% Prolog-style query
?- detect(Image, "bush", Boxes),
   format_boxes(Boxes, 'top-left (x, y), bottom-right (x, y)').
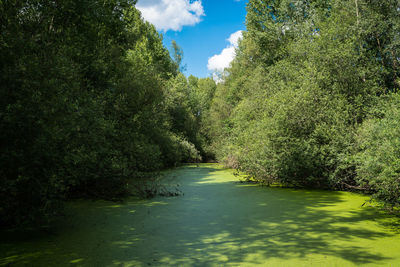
top-left (355, 94), bottom-right (400, 206)
top-left (179, 138), bottom-right (202, 163)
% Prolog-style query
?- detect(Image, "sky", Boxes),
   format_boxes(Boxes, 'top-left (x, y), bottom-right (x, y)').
top-left (136, 0), bottom-right (248, 78)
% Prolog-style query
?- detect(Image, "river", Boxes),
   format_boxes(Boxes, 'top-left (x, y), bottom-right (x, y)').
top-left (1, 164), bottom-right (400, 266)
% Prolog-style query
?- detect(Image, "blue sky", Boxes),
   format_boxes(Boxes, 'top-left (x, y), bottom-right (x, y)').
top-left (136, 0), bottom-right (248, 78)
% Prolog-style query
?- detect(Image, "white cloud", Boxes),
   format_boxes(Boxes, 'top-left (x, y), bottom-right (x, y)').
top-left (207, 46), bottom-right (236, 72)
top-left (228, 30), bottom-right (243, 47)
top-left (207, 30), bottom-right (243, 73)
top-left (136, 0), bottom-right (205, 32)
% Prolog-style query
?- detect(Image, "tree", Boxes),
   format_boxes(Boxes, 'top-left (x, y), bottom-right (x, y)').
top-left (208, 0), bottom-right (399, 196)
top-left (0, 0), bottom-right (198, 227)
top-left (171, 40), bottom-right (187, 72)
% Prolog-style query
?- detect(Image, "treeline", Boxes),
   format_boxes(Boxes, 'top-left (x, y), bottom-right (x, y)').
top-left (0, 0), bottom-right (215, 227)
top-left (3, 0), bottom-right (400, 227)
top-left (207, 0), bottom-right (400, 208)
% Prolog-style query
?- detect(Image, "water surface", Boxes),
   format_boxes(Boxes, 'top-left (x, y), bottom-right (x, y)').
top-left (1, 164), bottom-right (400, 266)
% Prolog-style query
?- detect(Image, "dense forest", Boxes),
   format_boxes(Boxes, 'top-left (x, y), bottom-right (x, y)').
top-left (209, 0), bottom-right (400, 208)
top-left (0, 0), bottom-right (216, 227)
top-left (1, 0), bottom-right (400, 228)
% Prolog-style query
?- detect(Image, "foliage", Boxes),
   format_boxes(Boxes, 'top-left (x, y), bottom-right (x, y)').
top-left (3, 0), bottom-right (400, 226)
top-left (355, 94), bottom-right (400, 206)
top-left (0, 0), bottom-right (214, 227)
top-left (165, 74), bottom-right (216, 161)
top-left (206, 0), bottom-right (400, 207)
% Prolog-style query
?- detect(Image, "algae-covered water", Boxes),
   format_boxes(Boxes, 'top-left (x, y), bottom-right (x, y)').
top-left (1, 164), bottom-right (400, 266)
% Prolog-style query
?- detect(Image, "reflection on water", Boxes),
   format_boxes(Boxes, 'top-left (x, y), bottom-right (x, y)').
top-left (1, 164), bottom-right (400, 266)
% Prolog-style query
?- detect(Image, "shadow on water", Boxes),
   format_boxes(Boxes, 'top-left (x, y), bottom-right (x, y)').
top-left (1, 164), bottom-right (400, 266)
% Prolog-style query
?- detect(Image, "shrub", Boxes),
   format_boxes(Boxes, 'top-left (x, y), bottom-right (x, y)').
top-left (355, 94), bottom-right (400, 206)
